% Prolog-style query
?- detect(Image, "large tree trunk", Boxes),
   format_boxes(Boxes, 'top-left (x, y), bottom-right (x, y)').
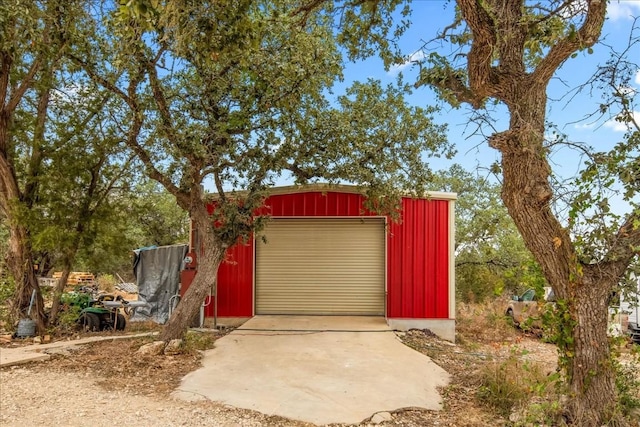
top-left (6, 223), bottom-right (46, 332)
top-left (567, 274), bottom-right (617, 425)
top-left (159, 205), bottom-right (226, 342)
top-left (1, 64), bottom-right (50, 335)
top-left (496, 88), bottom-right (619, 426)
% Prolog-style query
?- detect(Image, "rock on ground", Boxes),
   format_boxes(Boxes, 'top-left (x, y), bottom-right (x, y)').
top-left (371, 411), bottom-right (393, 424)
top-left (136, 341), bottom-right (165, 356)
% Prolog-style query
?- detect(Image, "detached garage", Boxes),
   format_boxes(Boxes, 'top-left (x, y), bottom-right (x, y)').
top-left (181, 184), bottom-right (456, 341)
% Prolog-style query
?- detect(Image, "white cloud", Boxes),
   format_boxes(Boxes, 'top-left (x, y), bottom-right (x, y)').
top-left (635, 69), bottom-right (640, 86)
top-left (559, 0), bottom-right (588, 19)
top-left (616, 85), bottom-right (638, 96)
top-left (607, 0), bottom-right (640, 21)
top-left (387, 50), bottom-right (426, 76)
top-left (574, 122), bottom-right (596, 130)
top-left (603, 110), bottom-right (640, 132)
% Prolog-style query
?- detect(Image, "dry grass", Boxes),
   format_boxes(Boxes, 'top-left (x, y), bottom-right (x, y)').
top-left (8, 299), bottom-right (638, 426)
top-left (456, 297), bottom-right (520, 345)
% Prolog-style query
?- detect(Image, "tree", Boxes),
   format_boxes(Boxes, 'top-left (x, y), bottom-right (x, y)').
top-left (404, 2), bottom-right (638, 424)
top-left (36, 84), bottom-right (138, 324)
top-left (430, 165), bottom-right (544, 302)
top-left (129, 181), bottom-right (189, 248)
top-left (0, 1), bottom-right (81, 331)
top-left (75, 0), bottom-right (451, 342)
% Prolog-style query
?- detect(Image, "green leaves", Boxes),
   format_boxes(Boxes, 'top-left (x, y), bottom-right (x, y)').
top-left (430, 165), bottom-right (545, 302)
top-left (74, 0), bottom-right (451, 251)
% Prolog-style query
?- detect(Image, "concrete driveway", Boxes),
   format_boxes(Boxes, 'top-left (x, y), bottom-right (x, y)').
top-left (173, 316), bottom-right (449, 425)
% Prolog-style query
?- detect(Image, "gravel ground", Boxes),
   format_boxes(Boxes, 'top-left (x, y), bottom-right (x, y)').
top-left (0, 368), bottom-right (309, 427)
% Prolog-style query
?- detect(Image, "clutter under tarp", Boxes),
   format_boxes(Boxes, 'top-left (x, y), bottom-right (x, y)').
top-left (131, 244), bottom-right (188, 324)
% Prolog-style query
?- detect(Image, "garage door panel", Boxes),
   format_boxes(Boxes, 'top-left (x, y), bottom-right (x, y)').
top-left (256, 218), bottom-right (385, 315)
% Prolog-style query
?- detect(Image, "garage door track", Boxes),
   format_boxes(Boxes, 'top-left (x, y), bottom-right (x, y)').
top-left (173, 316), bottom-right (450, 425)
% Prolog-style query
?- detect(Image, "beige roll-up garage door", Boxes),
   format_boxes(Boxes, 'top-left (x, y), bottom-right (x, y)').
top-left (255, 218), bottom-right (385, 315)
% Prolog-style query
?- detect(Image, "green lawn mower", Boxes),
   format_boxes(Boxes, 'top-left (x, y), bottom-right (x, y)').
top-left (77, 300), bottom-right (127, 332)
top-left (62, 289), bottom-right (127, 332)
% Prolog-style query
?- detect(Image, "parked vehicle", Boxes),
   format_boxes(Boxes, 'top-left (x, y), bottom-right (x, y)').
top-left (77, 294), bottom-right (127, 332)
top-left (505, 287), bottom-right (555, 329)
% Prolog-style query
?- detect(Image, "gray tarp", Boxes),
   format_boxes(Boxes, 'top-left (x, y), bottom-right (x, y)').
top-left (131, 244), bottom-right (188, 324)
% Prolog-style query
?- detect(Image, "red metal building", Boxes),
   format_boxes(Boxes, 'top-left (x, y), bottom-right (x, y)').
top-left (182, 184), bottom-right (456, 340)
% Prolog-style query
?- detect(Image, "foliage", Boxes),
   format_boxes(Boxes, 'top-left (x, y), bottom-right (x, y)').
top-left (80, 0), bottom-right (451, 231)
top-left (95, 274), bottom-right (117, 293)
top-left (59, 292), bottom-right (92, 310)
top-left (430, 165), bottom-right (545, 302)
top-left (566, 23), bottom-right (640, 297)
top-left (128, 182), bottom-right (189, 247)
top-left (0, 0), bottom-right (160, 328)
top-left (0, 0), bottom-right (78, 328)
top-left (612, 345), bottom-right (640, 418)
top-left (516, 397), bottom-right (567, 427)
top-left (0, 272), bottom-right (16, 330)
top-left (55, 303), bottom-right (83, 332)
top-left (0, 219), bottom-right (9, 294)
top-left (455, 298), bottom-right (519, 346)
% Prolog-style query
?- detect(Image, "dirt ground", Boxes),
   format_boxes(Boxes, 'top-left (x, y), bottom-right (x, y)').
top-left (0, 302), bottom-right (636, 427)
top-left (2, 331), bottom-right (533, 427)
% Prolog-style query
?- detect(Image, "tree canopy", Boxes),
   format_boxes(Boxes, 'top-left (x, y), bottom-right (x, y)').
top-left (70, 0), bottom-right (451, 340)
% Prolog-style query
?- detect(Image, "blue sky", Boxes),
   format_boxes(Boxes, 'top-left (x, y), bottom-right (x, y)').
top-left (338, 0), bottom-right (640, 184)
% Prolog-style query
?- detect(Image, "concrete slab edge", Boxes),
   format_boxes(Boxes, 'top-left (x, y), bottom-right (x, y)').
top-left (0, 353), bottom-right (50, 368)
top-left (387, 318), bottom-right (456, 342)
top-left (0, 332), bottom-right (158, 368)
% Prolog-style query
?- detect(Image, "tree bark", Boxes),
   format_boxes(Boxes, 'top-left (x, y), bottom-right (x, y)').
top-left (158, 204), bottom-right (226, 342)
top-left (566, 273), bottom-right (617, 425)
top-left (1, 110), bottom-right (43, 328)
top-left (5, 223), bottom-right (46, 332)
top-left (496, 87), bottom-right (619, 425)
top-left (1, 59), bottom-right (51, 335)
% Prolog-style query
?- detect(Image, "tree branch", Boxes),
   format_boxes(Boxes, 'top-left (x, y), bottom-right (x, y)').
top-left (600, 212), bottom-right (640, 279)
top-left (532, 0), bottom-right (606, 84)
top-left (0, 52), bottom-right (12, 114)
top-left (457, 0), bottom-right (499, 101)
top-left (6, 57), bottom-right (43, 114)
top-left (69, 54), bottom-right (131, 107)
top-left (495, 0), bottom-right (527, 76)
top-left (89, 154), bottom-right (136, 213)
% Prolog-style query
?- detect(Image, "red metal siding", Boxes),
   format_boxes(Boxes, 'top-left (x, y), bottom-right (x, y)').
top-left (204, 240), bottom-right (254, 317)
top-left (386, 198), bottom-right (449, 319)
top-left (262, 192), bottom-right (370, 217)
top-left (193, 190), bottom-right (451, 319)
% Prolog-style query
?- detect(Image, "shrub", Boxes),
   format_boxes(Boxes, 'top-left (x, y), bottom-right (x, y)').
top-left (614, 350), bottom-right (640, 419)
top-left (183, 330), bottom-right (217, 353)
top-left (477, 352), bottom-right (557, 418)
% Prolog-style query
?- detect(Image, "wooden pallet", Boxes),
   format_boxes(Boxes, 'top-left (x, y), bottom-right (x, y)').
top-left (51, 271), bottom-right (95, 285)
